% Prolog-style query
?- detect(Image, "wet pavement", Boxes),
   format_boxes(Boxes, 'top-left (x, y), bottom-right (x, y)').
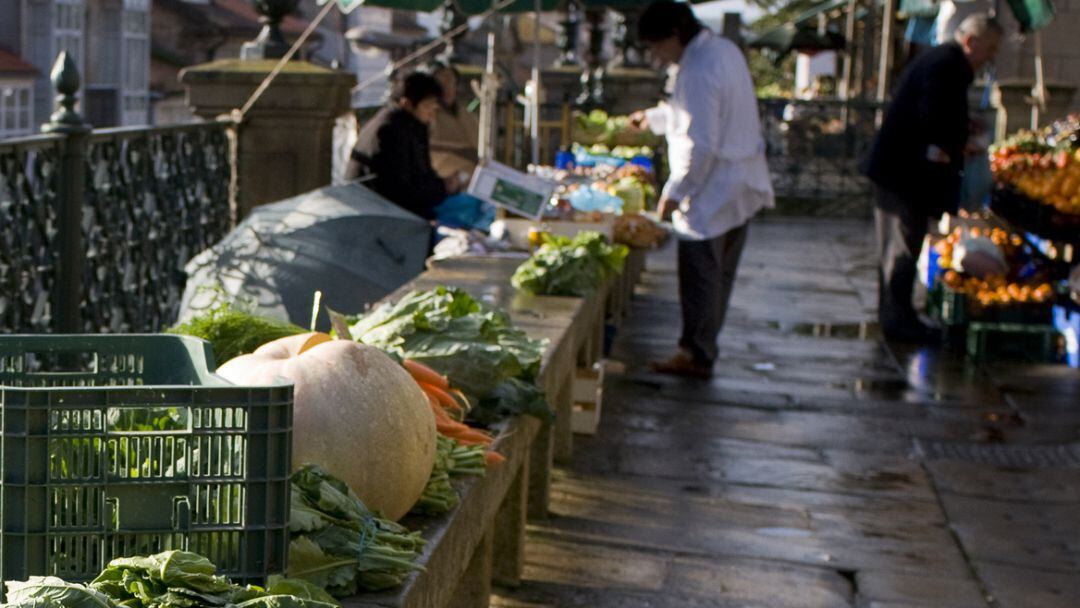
top-left (492, 218), bottom-right (1080, 608)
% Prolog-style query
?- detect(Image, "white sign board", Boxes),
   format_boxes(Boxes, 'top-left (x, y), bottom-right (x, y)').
top-left (467, 160), bottom-right (556, 221)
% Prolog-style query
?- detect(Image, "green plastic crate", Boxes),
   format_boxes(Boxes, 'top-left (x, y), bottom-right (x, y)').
top-left (927, 283), bottom-right (968, 326)
top-left (966, 322), bottom-right (1065, 363)
top-left (0, 335), bottom-right (293, 583)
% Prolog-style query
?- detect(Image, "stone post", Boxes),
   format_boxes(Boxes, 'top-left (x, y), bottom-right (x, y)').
top-left (179, 60), bottom-right (356, 219)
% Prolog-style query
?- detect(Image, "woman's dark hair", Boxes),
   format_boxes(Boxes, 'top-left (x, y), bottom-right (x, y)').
top-left (638, 0), bottom-right (703, 45)
top-left (425, 59), bottom-right (460, 81)
top-left (393, 71), bottom-right (443, 105)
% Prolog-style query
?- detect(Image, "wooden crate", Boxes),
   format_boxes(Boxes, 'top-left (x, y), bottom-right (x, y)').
top-left (570, 361), bottom-right (620, 435)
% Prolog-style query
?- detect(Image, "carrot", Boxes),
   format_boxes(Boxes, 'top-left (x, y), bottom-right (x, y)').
top-left (448, 388), bottom-right (471, 411)
top-left (484, 451), bottom-right (506, 466)
top-left (449, 429), bottom-right (493, 445)
top-left (437, 420), bottom-right (472, 436)
top-left (419, 382), bottom-right (463, 412)
top-left (403, 360), bottom-right (449, 390)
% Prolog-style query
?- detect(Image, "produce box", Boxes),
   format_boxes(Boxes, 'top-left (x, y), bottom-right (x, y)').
top-left (495, 216), bottom-right (615, 251)
top-left (571, 363), bottom-right (611, 436)
top-left (927, 283), bottom-right (969, 327)
top-left (965, 322), bottom-right (1065, 363)
top-left (991, 186), bottom-right (1080, 246)
top-left (0, 335), bottom-right (292, 583)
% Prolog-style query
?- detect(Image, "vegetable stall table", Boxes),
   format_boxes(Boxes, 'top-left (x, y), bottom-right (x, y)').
top-left (418, 255), bottom-right (616, 465)
top-left (341, 413), bottom-right (539, 608)
top-left (340, 254), bottom-right (623, 608)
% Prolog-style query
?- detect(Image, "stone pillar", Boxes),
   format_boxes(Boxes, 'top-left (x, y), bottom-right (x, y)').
top-left (992, 80), bottom-right (1078, 140)
top-left (180, 59), bottom-right (356, 218)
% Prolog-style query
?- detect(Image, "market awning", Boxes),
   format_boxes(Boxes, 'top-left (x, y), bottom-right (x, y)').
top-left (361, 0), bottom-right (708, 14)
top-left (749, 22), bottom-right (846, 55)
top-left (1006, 0), bottom-right (1055, 31)
top-left (791, 0), bottom-right (852, 24)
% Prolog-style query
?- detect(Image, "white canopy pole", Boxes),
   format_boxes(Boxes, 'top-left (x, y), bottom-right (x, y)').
top-left (1031, 30), bottom-right (1048, 129)
top-left (476, 10), bottom-right (499, 162)
top-left (529, 0), bottom-right (542, 165)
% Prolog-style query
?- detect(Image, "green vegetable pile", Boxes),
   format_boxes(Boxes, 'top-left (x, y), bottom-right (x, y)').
top-left (285, 465), bottom-right (426, 595)
top-left (168, 301), bottom-right (305, 366)
top-left (411, 437), bottom-right (487, 516)
top-left (572, 110), bottom-right (661, 148)
top-left (1, 552), bottom-right (337, 608)
top-left (350, 287), bottom-right (552, 424)
top-left (511, 231), bottom-right (628, 297)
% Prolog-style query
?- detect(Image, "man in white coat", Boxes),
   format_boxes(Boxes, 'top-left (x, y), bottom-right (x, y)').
top-left (632, 0), bottom-right (774, 378)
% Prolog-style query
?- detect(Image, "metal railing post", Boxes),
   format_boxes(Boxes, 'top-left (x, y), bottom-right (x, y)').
top-left (42, 52), bottom-right (91, 334)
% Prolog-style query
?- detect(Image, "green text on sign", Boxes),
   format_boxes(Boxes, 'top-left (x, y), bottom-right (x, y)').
top-left (492, 179), bottom-right (544, 217)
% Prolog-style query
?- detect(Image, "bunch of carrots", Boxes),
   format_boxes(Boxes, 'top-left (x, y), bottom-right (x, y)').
top-left (403, 359), bottom-right (506, 466)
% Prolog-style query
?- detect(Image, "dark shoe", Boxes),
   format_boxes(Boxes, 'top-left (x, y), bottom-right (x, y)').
top-left (650, 351), bottom-right (713, 379)
top-left (883, 322), bottom-right (941, 345)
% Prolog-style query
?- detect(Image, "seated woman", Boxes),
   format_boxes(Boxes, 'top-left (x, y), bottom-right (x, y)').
top-left (346, 72), bottom-right (461, 220)
top-left (427, 60), bottom-right (480, 180)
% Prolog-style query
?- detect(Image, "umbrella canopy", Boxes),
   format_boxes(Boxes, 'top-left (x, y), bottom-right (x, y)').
top-left (178, 182), bottom-right (431, 329)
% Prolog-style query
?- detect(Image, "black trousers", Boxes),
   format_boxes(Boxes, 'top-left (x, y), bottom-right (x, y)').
top-left (677, 223), bottom-right (749, 364)
top-left (874, 187), bottom-right (931, 333)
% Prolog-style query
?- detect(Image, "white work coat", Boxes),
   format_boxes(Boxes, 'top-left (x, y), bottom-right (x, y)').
top-left (647, 30), bottom-right (775, 240)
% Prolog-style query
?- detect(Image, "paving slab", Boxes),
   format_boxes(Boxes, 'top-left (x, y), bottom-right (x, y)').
top-left (496, 218), bottom-right (1079, 608)
top-left (854, 571), bottom-right (989, 607)
top-left (973, 562), bottom-right (1080, 608)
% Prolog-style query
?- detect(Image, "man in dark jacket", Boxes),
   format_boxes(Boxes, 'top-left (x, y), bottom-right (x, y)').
top-left (346, 72), bottom-right (462, 220)
top-left (862, 13), bottom-right (1001, 343)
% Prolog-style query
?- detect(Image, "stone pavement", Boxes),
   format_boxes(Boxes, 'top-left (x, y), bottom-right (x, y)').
top-left (492, 218), bottom-right (1080, 608)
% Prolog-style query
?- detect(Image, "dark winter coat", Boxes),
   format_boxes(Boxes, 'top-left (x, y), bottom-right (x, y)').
top-left (347, 104), bottom-right (446, 220)
top-left (862, 42), bottom-right (975, 217)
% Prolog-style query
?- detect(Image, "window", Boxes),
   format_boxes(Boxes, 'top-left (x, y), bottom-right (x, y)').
top-left (0, 83), bottom-right (35, 139)
top-left (121, 0), bottom-right (149, 125)
top-left (54, 0), bottom-right (86, 77)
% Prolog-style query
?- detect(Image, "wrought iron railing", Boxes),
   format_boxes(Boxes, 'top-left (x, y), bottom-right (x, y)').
top-left (758, 98), bottom-right (884, 215)
top-left (82, 124), bottom-right (232, 332)
top-left (0, 134), bottom-right (65, 333)
top-left (0, 54), bottom-right (234, 334)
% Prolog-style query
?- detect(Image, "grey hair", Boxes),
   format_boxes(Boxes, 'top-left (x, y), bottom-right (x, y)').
top-left (954, 13), bottom-right (1004, 42)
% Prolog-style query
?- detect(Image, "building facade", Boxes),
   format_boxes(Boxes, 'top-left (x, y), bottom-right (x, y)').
top-left (0, 0), bottom-right (151, 134)
top-left (0, 46), bottom-right (37, 138)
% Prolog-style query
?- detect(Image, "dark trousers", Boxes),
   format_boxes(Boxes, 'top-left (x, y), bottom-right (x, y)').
top-left (677, 223), bottom-right (749, 364)
top-left (874, 187), bottom-right (931, 333)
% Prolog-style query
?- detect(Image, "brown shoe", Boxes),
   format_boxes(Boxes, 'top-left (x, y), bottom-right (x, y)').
top-left (650, 351), bottom-right (713, 379)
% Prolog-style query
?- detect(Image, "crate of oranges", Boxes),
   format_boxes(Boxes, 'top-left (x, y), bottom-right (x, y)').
top-left (989, 115), bottom-right (1080, 242)
top-left (931, 225), bottom-right (1056, 324)
top-left (939, 270), bottom-right (1055, 323)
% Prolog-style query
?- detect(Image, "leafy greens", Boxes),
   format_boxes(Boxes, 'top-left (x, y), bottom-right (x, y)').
top-left (286, 465), bottom-right (425, 595)
top-left (511, 231), bottom-right (627, 297)
top-left (350, 287), bottom-right (552, 423)
top-left (1, 554), bottom-right (339, 608)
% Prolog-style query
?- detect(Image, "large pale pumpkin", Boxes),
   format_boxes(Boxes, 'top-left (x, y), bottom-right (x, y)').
top-left (217, 333), bottom-right (436, 520)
